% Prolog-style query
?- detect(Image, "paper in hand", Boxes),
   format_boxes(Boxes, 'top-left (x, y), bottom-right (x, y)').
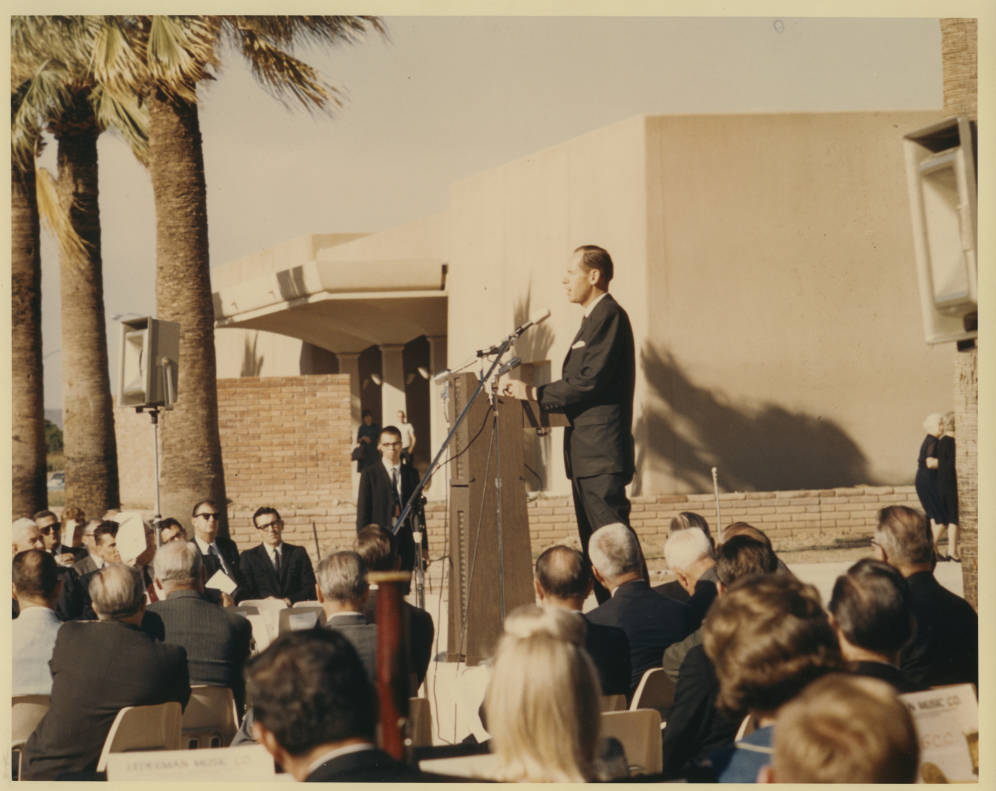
top-left (206, 569), bottom-right (237, 595)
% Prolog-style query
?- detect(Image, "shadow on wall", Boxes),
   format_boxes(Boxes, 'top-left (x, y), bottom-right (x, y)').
top-left (514, 290), bottom-right (556, 492)
top-left (634, 344), bottom-right (880, 494)
top-left (241, 333), bottom-right (264, 377)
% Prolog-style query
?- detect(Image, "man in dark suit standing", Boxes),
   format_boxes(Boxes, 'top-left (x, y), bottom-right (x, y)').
top-left (20, 564), bottom-right (190, 780)
top-left (356, 425), bottom-right (420, 572)
top-left (504, 245), bottom-right (635, 602)
top-left (584, 524), bottom-right (691, 693)
top-left (190, 499), bottom-right (241, 601)
top-left (533, 545), bottom-right (631, 698)
top-left (145, 541), bottom-right (253, 711)
top-left (238, 506), bottom-right (317, 604)
top-left (247, 630), bottom-right (446, 781)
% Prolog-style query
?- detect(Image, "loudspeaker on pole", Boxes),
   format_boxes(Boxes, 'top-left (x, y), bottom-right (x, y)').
top-left (118, 316), bottom-right (180, 409)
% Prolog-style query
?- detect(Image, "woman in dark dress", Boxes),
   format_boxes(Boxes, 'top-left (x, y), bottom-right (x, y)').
top-left (934, 412), bottom-right (960, 561)
top-left (914, 413), bottom-right (943, 545)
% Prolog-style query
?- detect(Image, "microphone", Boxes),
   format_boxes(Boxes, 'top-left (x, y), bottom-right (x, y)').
top-left (432, 368), bottom-right (457, 385)
top-left (495, 357), bottom-right (522, 378)
top-left (512, 308), bottom-right (551, 337)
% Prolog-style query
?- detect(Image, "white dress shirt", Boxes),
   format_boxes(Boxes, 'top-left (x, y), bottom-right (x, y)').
top-left (13, 606), bottom-right (63, 696)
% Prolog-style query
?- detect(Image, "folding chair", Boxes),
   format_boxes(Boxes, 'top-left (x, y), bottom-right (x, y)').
top-left (12, 694), bottom-right (50, 779)
top-left (182, 686), bottom-right (239, 749)
top-left (408, 697), bottom-right (432, 747)
top-left (734, 712), bottom-right (759, 741)
top-left (277, 605), bottom-right (326, 635)
top-left (95, 701), bottom-right (183, 772)
top-left (599, 709), bottom-right (663, 776)
top-left (629, 667), bottom-right (676, 714)
top-left (600, 694), bottom-right (627, 712)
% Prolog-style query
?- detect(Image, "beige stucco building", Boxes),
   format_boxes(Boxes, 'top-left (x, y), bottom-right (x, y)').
top-left (211, 110), bottom-right (954, 498)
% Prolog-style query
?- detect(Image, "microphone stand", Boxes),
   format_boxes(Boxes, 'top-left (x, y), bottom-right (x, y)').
top-left (393, 318), bottom-right (536, 613)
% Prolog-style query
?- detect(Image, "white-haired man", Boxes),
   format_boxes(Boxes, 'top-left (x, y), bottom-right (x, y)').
top-left (585, 523), bottom-right (691, 693)
top-left (21, 564), bottom-right (190, 780)
top-left (145, 541), bottom-right (253, 711)
top-left (316, 551), bottom-right (377, 684)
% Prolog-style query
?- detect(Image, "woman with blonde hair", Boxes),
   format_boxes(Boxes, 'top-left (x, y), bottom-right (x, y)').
top-left (484, 605), bottom-right (602, 782)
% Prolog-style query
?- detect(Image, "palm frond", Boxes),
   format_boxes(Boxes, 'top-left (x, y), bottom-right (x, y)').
top-left (222, 15), bottom-right (386, 51)
top-left (91, 83), bottom-right (149, 165)
top-left (91, 16), bottom-right (150, 98)
top-left (236, 32), bottom-right (342, 113)
top-left (146, 15), bottom-right (221, 101)
top-left (35, 164), bottom-right (90, 259)
top-left (11, 58), bottom-right (75, 169)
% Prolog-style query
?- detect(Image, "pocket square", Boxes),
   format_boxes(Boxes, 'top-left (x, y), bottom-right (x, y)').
top-left (571, 340), bottom-right (586, 349)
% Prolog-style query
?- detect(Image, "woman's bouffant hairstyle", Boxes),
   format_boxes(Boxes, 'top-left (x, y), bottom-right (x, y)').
top-left (773, 674), bottom-right (919, 783)
top-left (703, 574), bottom-right (842, 716)
top-left (829, 558), bottom-right (914, 655)
top-left (485, 618), bottom-right (601, 782)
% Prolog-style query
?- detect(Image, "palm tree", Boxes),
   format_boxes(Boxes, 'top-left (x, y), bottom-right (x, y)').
top-left (11, 83), bottom-right (47, 516)
top-left (94, 16), bottom-right (384, 531)
top-left (12, 16), bottom-right (148, 519)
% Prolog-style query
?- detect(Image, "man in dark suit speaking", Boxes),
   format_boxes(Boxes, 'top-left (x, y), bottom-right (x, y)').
top-left (504, 245), bottom-right (636, 602)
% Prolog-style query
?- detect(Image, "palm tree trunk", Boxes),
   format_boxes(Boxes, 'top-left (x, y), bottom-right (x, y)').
top-left (11, 156), bottom-right (48, 516)
top-left (54, 97), bottom-right (120, 518)
top-left (148, 87), bottom-right (228, 533)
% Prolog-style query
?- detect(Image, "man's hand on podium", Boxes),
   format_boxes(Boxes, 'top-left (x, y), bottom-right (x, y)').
top-left (502, 379), bottom-right (537, 401)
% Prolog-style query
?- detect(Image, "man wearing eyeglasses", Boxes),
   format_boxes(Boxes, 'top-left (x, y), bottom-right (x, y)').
top-left (239, 507), bottom-right (317, 604)
top-left (191, 499), bottom-right (242, 600)
top-left (356, 426), bottom-right (419, 572)
top-left (33, 510), bottom-right (86, 567)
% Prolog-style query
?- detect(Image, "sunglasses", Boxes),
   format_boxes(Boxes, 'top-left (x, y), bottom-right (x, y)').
top-left (39, 525), bottom-right (59, 535)
top-left (195, 512), bottom-right (221, 520)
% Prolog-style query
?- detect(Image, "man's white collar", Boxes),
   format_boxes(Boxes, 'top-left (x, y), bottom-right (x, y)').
top-left (584, 292), bottom-right (609, 317)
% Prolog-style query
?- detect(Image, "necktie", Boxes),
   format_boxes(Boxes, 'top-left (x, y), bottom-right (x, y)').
top-left (211, 544), bottom-right (229, 576)
top-left (273, 548), bottom-right (281, 575)
top-left (391, 467), bottom-right (400, 503)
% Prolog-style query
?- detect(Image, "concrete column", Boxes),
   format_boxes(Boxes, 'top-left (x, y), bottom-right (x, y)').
top-left (379, 344), bottom-right (407, 427)
top-left (426, 335), bottom-right (448, 500)
top-left (337, 352), bottom-right (363, 430)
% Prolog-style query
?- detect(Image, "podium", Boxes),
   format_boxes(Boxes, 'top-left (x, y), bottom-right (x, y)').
top-left (444, 373), bottom-right (567, 664)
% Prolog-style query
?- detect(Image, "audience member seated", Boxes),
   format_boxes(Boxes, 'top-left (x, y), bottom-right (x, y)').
top-left (759, 674), bottom-right (919, 783)
top-left (13, 550), bottom-right (63, 696)
top-left (355, 524), bottom-right (434, 688)
top-left (484, 606), bottom-right (604, 782)
top-left (653, 512), bottom-right (716, 602)
top-left (702, 574), bottom-right (843, 782)
top-left (12, 517), bottom-right (45, 555)
top-left (585, 523), bottom-right (691, 693)
top-left (20, 564), bottom-right (190, 780)
top-left (661, 527), bottom-right (718, 627)
top-left (720, 522), bottom-right (793, 576)
top-left (158, 518), bottom-right (187, 544)
top-left (317, 551), bottom-right (377, 683)
top-left (828, 558), bottom-right (920, 692)
top-left (190, 499), bottom-right (242, 598)
top-left (238, 506), bottom-right (317, 604)
top-left (247, 629), bottom-right (447, 781)
top-left (57, 520), bottom-right (121, 620)
top-left (659, 535), bottom-right (779, 775)
top-left (872, 505), bottom-right (978, 688)
top-left (34, 509), bottom-right (86, 566)
top-left (533, 545), bottom-right (630, 698)
top-left (144, 541), bottom-right (253, 712)
top-left (71, 519), bottom-right (103, 576)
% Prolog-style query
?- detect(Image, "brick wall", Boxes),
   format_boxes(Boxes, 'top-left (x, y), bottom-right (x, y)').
top-left (216, 375), bottom-right (354, 551)
top-left (953, 349), bottom-right (977, 609)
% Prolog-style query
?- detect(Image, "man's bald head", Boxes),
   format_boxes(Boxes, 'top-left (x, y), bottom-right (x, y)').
top-left (534, 545), bottom-right (593, 607)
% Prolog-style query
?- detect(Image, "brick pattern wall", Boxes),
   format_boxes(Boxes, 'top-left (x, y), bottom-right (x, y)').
top-left (953, 349), bottom-right (977, 610)
top-left (216, 375), bottom-right (355, 551)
